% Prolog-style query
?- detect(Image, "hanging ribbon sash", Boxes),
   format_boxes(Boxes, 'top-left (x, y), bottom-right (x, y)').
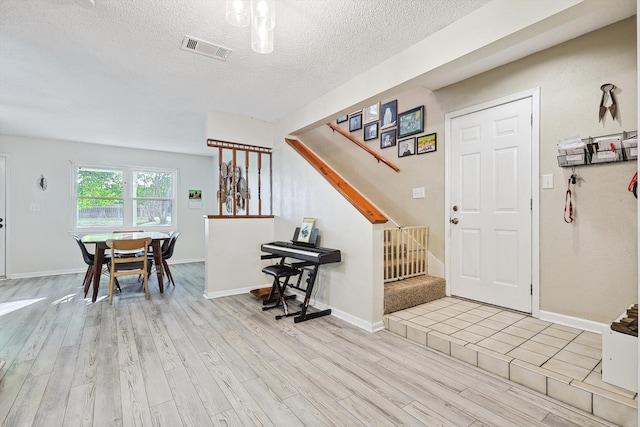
top-left (599, 83), bottom-right (617, 122)
top-left (564, 174), bottom-right (576, 223)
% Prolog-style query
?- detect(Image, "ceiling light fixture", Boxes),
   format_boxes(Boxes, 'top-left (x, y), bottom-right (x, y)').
top-left (251, 0), bottom-right (275, 54)
top-left (226, 0), bottom-right (275, 54)
top-left (225, 0), bottom-right (250, 27)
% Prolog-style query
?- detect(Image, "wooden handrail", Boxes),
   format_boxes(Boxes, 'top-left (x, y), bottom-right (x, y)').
top-left (285, 138), bottom-right (388, 225)
top-left (326, 123), bottom-right (400, 172)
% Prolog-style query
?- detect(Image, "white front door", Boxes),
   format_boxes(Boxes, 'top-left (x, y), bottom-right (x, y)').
top-left (0, 155), bottom-right (6, 278)
top-left (448, 97), bottom-right (533, 313)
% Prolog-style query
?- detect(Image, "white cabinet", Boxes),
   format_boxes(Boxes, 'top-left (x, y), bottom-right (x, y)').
top-left (601, 313), bottom-right (638, 393)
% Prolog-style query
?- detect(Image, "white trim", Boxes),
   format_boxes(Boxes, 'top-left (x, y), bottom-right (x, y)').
top-left (0, 153), bottom-right (10, 279)
top-left (9, 258), bottom-right (204, 280)
top-left (71, 162), bottom-right (178, 233)
top-left (287, 288), bottom-right (383, 332)
top-left (11, 268), bottom-right (88, 279)
top-left (203, 285), bottom-right (262, 299)
top-left (539, 310), bottom-right (608, 334)
top-left (444, 88), bottom-right (540, 315)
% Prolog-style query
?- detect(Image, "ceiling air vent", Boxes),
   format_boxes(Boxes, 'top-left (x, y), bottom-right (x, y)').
top-left (180, 35), bottom-right (232, 61)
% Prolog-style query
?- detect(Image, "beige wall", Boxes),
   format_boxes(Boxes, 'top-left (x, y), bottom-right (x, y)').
top-left (438, 17), bottom-right (637, 323)
top-left (298, 17), bottom-right (638, 323)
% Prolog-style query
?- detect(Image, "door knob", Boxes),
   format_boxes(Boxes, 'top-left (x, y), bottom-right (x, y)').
top-left (450, 218), bottom-right (459, 224)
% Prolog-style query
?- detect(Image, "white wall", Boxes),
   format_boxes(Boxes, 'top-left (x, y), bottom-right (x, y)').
top-left (204, 110), bottom-right (387, 330)
top-left (273, 137), bottom-right (386, 330)
top-left (0, 135), bottom-right (215, 277)
top-left (204, 217), bottom-right (274, 297)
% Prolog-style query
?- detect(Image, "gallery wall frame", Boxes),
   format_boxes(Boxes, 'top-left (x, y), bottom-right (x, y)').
top-left (380, 100), bottom-right (397, 130)
top-left (380, 128), bottom-right (396, 149)
top-left (398, 137), bottom-right (416, 157)
top-left (398, 105), bottom-right (424, 138)
top-left (349, 111), bottom-right (363, 132)
top-left (364, 102), bottom-right (380, 123)
top-left (417, 133), bottom-right (437, 154)
top-left (364, 122), bottom-right (378, 141)
top-left (336, 115), bottom-right (348, 124)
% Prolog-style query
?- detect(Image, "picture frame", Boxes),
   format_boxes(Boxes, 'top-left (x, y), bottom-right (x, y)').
top-left (380, 100), bottom-right (397, 129)
top-left (364, 102), bottom-right (380, 123)
top-left (349, 112), bottom-right (362, 132)
top-left (417, 133), bottom-right (437, 154)
top-left (363, 122), bottom-right (378, 141)
top-left (380, 129), bottom-right (396, 149)
top-left (398, 137), bottom-right (416, 157)
top-left (398, 105), bottom-right (424, 138)
top-left (336, 115), bottom-right (348, 124)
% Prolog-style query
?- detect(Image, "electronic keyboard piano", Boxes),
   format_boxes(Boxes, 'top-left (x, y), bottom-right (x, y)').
top-left (260, 241), bottom-right (341, 265)
top-left (260, 241), bottom-right (341, 323)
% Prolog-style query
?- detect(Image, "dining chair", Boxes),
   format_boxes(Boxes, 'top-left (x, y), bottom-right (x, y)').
top-left (106, 237), bottom-right (152, 304)
top-left (162, 232), bottom-right (180, 286)
top-left (73, 234), bottom-right (113, 298)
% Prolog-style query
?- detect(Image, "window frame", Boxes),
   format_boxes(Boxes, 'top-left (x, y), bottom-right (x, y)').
top-left (72, 162), bottom-right (178, 232)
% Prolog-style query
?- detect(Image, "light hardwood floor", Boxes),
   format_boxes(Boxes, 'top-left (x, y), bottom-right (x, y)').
top-left (0, 263), bottom-right (618, 427)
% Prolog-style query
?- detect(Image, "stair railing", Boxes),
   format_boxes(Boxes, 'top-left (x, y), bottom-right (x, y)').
top-left (384, 226), bottom-right (428, 282)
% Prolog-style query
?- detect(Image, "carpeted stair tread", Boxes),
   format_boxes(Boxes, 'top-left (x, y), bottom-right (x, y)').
top-left (384, 275), bottom-right (446, 314)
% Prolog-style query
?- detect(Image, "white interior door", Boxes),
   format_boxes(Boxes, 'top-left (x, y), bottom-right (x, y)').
top-left (449, 97), bottom-right (532, 313)
top-left (0, 156), bottom-right (6, 278)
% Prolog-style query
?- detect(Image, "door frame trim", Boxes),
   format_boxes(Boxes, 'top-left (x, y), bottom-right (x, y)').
top-left (0, 153), bottom-right (10, 280)
top-left (444, 88), bottom-right (540, 317)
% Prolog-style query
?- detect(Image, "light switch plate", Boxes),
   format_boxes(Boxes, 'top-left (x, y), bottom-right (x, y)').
top-left (412, 187), bottom-right (425, 199)
top-left (542, 174), bottom-right (554, 189)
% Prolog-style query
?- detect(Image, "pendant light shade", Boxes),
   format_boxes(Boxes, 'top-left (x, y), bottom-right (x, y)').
top-left (251, 0), bottom-right (275, 30)
top-left (225, 0), bottom-right (276, 54)
top-left (226, 0), bottom-right (250, 27)
top-left (250, 0), bottom-right (275, 54)
top-left (251, 23), bottom-right (274, 54)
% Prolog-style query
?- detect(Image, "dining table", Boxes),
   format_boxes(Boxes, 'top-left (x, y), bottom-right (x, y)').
top-left (81, 231), bottom-right (171, 302)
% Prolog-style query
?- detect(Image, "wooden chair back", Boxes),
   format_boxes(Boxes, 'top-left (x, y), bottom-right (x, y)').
top-left (106, 237), bottom-right (152, 304)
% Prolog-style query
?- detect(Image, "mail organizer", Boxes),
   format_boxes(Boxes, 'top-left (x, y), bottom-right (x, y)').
top-left (557, 130), bottom-right (637, 167)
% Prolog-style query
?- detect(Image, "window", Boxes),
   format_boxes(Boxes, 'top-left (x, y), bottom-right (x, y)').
top-left (74, 164), bottom-right (176, 230)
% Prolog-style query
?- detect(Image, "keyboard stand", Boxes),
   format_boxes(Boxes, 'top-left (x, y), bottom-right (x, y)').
top-left (287, 261), bottom-right (332, 323)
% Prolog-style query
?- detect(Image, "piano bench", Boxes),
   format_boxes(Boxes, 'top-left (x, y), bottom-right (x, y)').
top-left (261, 265), bottom-right (301, 278)
top-left (261, 265), bottom-right (302, 316)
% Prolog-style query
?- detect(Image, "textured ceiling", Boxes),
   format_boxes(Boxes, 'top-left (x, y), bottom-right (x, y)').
top-left (0, 0), bottom-right (635, 156)
top-left (0, 0), bottom-right (492, 154)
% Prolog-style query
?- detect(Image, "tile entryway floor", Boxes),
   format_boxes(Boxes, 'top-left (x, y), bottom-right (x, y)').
top-left (384, 296), bottom-right (638, 427)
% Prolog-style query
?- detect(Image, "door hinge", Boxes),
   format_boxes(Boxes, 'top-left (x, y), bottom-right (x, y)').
top-left (530, 284), bottom-right (533, 295)
top-left (530, 198), bottom-right (533, 210)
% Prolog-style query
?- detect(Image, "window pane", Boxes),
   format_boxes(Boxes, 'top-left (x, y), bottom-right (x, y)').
top-left (134, 199), bottom-right (172, 226)
top-left (77, 199), bottom-right (124, 228)
top-left (133, 171), bottom-right (173, 198)
top-left (77, 167), bottom-right (123, 198)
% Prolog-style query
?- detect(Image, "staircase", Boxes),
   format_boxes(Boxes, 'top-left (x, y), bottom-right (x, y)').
top-left (383, 226), bottom-right (445, 314)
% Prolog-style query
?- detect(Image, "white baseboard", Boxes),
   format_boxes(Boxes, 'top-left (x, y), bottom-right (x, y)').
top-left (267, 288), bottom-right (383, 333)
top-left (204, 284), bottom-right (269, 299)
top-left (10, 268), bottom-right (85, 280)
top-left (539, 310), bottom-right (608, 334)
top-left (8, 258), bottom-right (205, 280)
